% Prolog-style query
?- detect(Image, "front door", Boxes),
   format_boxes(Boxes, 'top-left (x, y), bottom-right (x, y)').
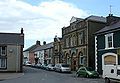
top-left (71, 57), bottom-right (77, 71)
top-left (73, 60), bottom-right (76, 71)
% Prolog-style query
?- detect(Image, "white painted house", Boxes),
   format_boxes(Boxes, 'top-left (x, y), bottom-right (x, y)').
top-left (33, 42), bottom-right (53, 65)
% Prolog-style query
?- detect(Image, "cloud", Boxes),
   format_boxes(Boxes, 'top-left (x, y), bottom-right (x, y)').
top-left (0, 0), bottom-right (88, 48)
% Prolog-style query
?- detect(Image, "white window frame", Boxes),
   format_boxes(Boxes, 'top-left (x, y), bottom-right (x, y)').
top-left (0, 46), bottom-right (7, 69)
top-left (105, 33), bottom-right (114, 49)
top-left (0, 46), bottom-right (7, 56)
top-left (0, 58), bottom-right (6, 68)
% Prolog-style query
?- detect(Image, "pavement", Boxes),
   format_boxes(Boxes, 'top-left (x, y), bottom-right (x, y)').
top-left (0, 73), bottom-right (24, 80)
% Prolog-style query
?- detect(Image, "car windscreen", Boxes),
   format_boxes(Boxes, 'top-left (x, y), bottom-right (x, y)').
top-left (61, 64), bottom-right (69, 67)
top-left (51, 64), bottom-right (55, 67)
top-left (86, 67), bottom-right (93, 71)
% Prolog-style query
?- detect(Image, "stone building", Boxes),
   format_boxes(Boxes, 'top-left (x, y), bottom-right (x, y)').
top-left (62, 16), bottom-right (106, 71)
top-left (53, 35), bottom-right (63, 64)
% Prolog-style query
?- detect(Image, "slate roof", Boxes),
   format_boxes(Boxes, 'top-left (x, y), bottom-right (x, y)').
top-left (33, 42), bottom-right (53, 52)
top-left (63, 15), bottom-right (106, 30)
top-left (95, 21), bottom-right (120, 35)
top-left (0, 33), bottom-right (24, 46)
top-left (86, 15), bottom-right (106, 23)
top-left (24, 44), bottom-right (39, 52)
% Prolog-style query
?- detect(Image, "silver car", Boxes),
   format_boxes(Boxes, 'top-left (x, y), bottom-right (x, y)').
top-left (54, 63), bottom-right (71, 73)
top-left (46, 64), bottom-right (55, 71)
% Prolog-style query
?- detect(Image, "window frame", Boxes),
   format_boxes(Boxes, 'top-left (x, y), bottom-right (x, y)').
top-left (0, 46), bottom-right (7, 69)
top-left (80, 55), bottom-right (84, 65)
top-left (0, 58), bottom-right (7, 69)
top-left (79, 52), bottom-right (84, 65)
top-left (0, 46), bottom-right (7, 56)
top-left (105, 33), bottom-right (114, 49)
top-left (78, 31), bottom-right (84, 45)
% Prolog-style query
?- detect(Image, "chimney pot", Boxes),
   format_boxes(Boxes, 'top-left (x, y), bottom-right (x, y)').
top-left (43, 41), bottom-right (46, 45)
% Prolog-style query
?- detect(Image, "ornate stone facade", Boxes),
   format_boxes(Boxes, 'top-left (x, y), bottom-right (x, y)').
top-left (62, 16), bottom-right (106, 71)
top-left (53, 36), bottom-right (63, 64)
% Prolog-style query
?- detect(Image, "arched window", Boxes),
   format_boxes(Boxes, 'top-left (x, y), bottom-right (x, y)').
top-left (66, 53), bottom-right (71, 65)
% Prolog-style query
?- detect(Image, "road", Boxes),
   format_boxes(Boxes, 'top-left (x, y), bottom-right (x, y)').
top-left (0, 67), bottom-right (105, 83)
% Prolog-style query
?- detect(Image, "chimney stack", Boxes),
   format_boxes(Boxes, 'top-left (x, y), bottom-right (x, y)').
top-left (36, 40), bottom-right (40, 45)
top-left (107, 14), bottom-right (120, 25)
top-left (21, 28), bottom-right (23, 34)
top-left (43, 41), bottom-right (46, 45)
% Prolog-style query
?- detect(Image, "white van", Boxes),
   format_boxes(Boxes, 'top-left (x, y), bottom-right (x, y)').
top-left (103, 65), bottom-right (120, 83)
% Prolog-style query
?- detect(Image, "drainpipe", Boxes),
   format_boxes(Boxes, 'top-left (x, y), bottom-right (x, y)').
top-left (86, 20), bottom-right (89, 67)
top-left (16, 44), bottom-right (18, 72)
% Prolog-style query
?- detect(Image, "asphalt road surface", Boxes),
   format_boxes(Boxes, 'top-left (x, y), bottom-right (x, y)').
top-left (0, 67), bottom-right (105, 83)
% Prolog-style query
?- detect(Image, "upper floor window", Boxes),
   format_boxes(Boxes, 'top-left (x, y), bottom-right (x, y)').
top-left (0, 46), bottom-right (7, 69)
top-left (72, 36), bottom-right (76, 46)
top-left (105, 33), bottom-right (114, 49)
top-left (66, 37), bottom-right (69, 48)
top-left (78, 31), bottom-right (84, 45)
top-left (55, 45), bottom-right (58, 50)
top-left (70, 37), bottom-right (73, 47)
top-left (0, 46), bottom-right (7, 56)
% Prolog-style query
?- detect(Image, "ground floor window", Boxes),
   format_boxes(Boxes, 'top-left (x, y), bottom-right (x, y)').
top-left (79, 52), bottom-right (84, 65)
top-left (67, 57), bottom-right (71, 65)
top-left (0, 58), bottom-right (6, 69)
top-left (104, 55), bottom-right (116, 65)
top-left (80, 56), bottom-right (84, 64)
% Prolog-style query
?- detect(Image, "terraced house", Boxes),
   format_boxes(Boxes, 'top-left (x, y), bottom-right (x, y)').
top-left (33, 42), bottom-right (54, 65)
top-left (62, 16), bottom-right (106, 71)
top-left (95, 14), bottom-right (120, 75)
top-left (23, 40), bottom-right (41, 65)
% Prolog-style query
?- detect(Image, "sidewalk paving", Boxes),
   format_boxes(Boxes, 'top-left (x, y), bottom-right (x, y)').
top-left (0, 73), bottom-right (24, 80)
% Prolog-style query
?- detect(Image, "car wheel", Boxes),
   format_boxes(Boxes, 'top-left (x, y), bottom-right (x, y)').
top-left (76, 73), bottom-right (80, 77)
top-left (48, 68), bottom-right (50, 71)
top-left (86, 74), bottom-right (89, 78)
top-left (60, 69), bottom-right (62, 73)
top-left (105, 78), bottom-right (110, 83)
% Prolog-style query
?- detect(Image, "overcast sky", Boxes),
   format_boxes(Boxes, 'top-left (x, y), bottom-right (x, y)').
top-left (0, 0), bottom-right (120, 49)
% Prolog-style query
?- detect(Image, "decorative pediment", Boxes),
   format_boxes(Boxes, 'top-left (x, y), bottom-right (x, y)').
top-left (70, 16), bottom-right (77, 24)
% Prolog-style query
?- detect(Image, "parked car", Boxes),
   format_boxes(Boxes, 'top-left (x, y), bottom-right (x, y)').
top-left (31, 63), bottom-right (36, 67)
top-left (34, 63), bottom-right (42, 68)
top-left (25, 61), bottom-right (31, 66)
top-left (76, 67), bottom-right (99, 78)
top-left (41, 64), bottom-right (48, 70)
top-left (46, 64), bottom-right (55, 71)
top-left (54, 63), bottom-right (71, 73)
